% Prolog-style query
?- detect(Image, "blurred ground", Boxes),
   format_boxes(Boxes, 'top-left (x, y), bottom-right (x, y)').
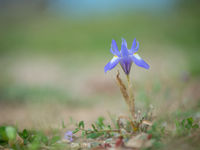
top-left (0, 49), bottom-right (199, 130)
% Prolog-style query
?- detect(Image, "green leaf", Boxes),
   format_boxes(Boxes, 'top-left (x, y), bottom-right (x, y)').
top-left (175, 120), bottom-right (180, 129)
top-left (20, 129), bottom-right (29, 139)
top-left (187, 117), bottom-right (194, 126)
top-left (0, 126), bottom-right (8, 142)
top-left (62, 120), bottom-right (66, 129)
top-left (81, 131), bottom-right (86, 137)
top-left (92, 124), bottom-right (98, 132)
top-left (86, 132), bottom-right (103, 139)
top-left (50, 136), bottom-right (61, 145)
top-left (181, 119), bottom-right (186, 127)
top-left (6, 126), bottom-right (17, 141)
top-left (107, 125), bottom-right (112, 130)
top-left (73, 128), bottom-right (80, 134)
top-left (28, 141), bottom-right (40, 150)
top-left (161, 127), bottom-right (165, 134)
top-left (78, 121), bottom-right (85, 129)
top-left (192, 124), bottom-right (199, 129)
top-left (96, 117), bottom-right (105, 129)
top-left (30, 132), bottom-right (48, 145)
top-left (41, 135), bottom-right (48, 144)
top-left (185, 124), bottom-right (192, 130)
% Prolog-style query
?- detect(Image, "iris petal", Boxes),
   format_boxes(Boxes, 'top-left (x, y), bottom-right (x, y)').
top-left (135, 41), bottom-right (139, 51)
top-left (131, 54), bottom-right (150, 69)
top-left (130, 41), bottom-right (139, 53)
top-left (104, 56), bottom-right (120, 73)
top-left (110, 48), bottom-right (115, 55)
top-left (111, 39), bottom-right (120, 56)
top-left (120, 57), bottom-right (132, 75)
top-left (122, 38), bottom-right (127, 48)
top-left (121, 40), bottom-right (129, 57)
top-left (131, 38), bottom-right (136, 51)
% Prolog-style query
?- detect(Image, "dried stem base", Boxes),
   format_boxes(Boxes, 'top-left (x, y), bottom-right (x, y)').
top-left (116, 71), bottom-right (135, 119)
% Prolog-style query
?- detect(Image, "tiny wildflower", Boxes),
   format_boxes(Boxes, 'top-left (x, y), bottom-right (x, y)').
top-left (104, 38), bottom-right (149, 75)
top-left (64, 131), bottom-right (73, 142)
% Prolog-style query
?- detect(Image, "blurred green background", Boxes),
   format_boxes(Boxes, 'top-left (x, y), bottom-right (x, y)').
top-left (0, 0), bottom-right (199, 128)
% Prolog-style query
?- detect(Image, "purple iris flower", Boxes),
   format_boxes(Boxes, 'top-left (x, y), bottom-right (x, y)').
top-left (64, 131), bottom-right (73, 142)
top-left (104, 38), bottom-right (149, 75)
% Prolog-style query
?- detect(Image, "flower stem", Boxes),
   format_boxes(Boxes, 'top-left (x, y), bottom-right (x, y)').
top-left (116, 71), bottom-right (135, 119)
top-left (116, 71), bottom-right (129, 106)
top-left (126, 75), bottom-right (135, 119)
